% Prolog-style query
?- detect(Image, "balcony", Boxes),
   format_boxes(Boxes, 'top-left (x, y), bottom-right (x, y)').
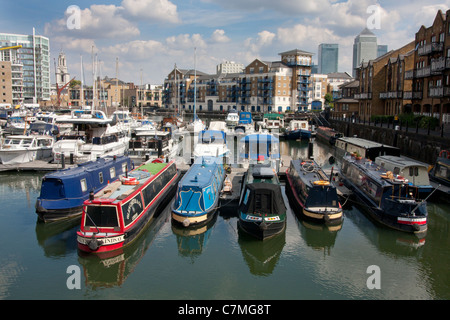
top-left (379, 91), bottom-right (403, 99)
top-left (416, 66), bottom-right (431, 78)
top-left (354, 92), bottom-right (372, 99)
top-left (403, 91), bottom-right (423, 99)
top-left (431, 57), bottom-right (446, 74)
top-left (429, 86), bottom-right (443, 98)
top-left (418, 42), bottom-right (443, 56)
top-left (404, 70), bottom-right (415, 80)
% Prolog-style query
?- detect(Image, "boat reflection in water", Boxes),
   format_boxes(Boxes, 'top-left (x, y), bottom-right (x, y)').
top-left (171, 213), bottom-right (218, 260)
top-left (238, 228), bottom-right (285, 276)
top-left (78, 203), bottom-right (171, 288)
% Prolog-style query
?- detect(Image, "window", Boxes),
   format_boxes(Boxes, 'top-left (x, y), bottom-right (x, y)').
top-left (110, 167), bottom-right (116, 179)
top-left (80, 179), bottom-right (87, 192)
top-left (99, 172), bottom-right (104, 184)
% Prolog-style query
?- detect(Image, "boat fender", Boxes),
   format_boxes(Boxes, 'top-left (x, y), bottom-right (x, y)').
top-left (260, 221), bottom-right (268, 230)
top-left (122, 177), bottom-right (139, 185)
top-left (413, 224), bottom-right (420, 231)
top-left (182, 219), bottom-right (190, 227)
top-left (313, 180), bottom-right (330, 186)
top-left (87, 235), bottom-right (103, 251)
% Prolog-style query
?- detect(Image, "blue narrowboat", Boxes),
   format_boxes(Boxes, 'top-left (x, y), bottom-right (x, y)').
top-left (171, 156), bottom-right (225, 227)
top-left (36, 155), bottom-right (133, 222)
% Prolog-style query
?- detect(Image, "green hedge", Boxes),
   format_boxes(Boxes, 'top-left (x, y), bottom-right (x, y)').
top-left (370, 113), bottom-right (439, 129)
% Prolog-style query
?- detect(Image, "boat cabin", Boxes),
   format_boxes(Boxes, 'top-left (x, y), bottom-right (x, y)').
top-left (335, 137), bottom-right (400, 160)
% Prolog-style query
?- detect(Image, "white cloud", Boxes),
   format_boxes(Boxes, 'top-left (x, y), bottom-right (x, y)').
top-left (121, 0), bottom-right (180, 23)
top-left (210, 29), bottom-right (230, 43)
top-left (44, 4), bottom-right (140, 40)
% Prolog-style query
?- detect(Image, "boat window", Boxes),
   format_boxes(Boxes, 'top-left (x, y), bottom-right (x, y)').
top-left (393, 167), bottom-right (400, 175)
top-left (99, 172), bottom-right (104, 184)
top-left (80, 178), bottom-right (87, 192)
top-left (85, 206), bottom-right (119, 228)
top-left (438, 165), bottom-right (448, 179)
top-left (409, 167), bottom-right (419, 177)
top-left (243, 188), bottom-right (250, 205)
top-left (122, 163), bottom-right (128, 174)
top-left (110, 167), bottom-right (116, 179)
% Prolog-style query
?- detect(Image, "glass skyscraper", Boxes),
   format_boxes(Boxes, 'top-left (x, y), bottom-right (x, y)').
top-left (318, 44), bottom-right (338, 74)
top-left (0, 30), bottom-right (50, 103)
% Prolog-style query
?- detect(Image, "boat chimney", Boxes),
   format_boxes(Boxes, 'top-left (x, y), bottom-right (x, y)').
top-left (89, 190), bottom-right (94, 201)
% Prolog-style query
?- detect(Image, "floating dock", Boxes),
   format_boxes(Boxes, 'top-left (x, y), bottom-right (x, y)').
top-left (0, 160), bottom-right (75, 172)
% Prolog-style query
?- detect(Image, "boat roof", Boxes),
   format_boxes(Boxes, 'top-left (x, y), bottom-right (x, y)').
top-left (198, 130), bottom-right (226, 142)
top-left (4, 135), bottom-right (53, 139)
top-left (375, 155), bottom-right (429, 169)
top-left (337, 136), bottom-right (398, 150)
top-left (43, 156), bottom-right (130, 180)
top-left (290, 159), bottom-right (332, 187)
top-left (247, 164), bottom-right (279, 184)
top-left (179, 156), bottom-right (221, 188)
top-left (345, 156), bottom-right (404, 187)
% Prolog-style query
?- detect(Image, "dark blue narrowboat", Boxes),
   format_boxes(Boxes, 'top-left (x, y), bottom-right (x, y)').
top-left (36, 155), bottom-right (133, 222)
top-left (340, 154), bottom-right (428, 234)
top-left (285, 159), bottom-right (343, 225)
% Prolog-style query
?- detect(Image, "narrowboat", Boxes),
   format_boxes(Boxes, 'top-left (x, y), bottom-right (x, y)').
top-left (77, 159), bottom-right (180, 253)
top-left (238, 163), bottom-right (287, 240)
top-left (171, 156), bottom-right (225, 228)
top-left (36, 155), bottom-right (133, 222)
top-left (239, 133), bottom-right (281, 172)
top-left (285, 159), bottom-right (343, 224)
top-left (375, 155), bottom-right (433, 198)
top-left (315, 126), bottom-right (343, 145)
top-left (335, 137), bottom-right (400, 161)
top-left (340, 154), bottom-right (428, 234)
top-left (430, 149), bottom-right (450, 187)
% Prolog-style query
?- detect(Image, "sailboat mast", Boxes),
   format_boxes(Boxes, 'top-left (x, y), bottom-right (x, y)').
top-left (80, 55), bottom-right (84, 107)
top-left (193, 47), bottom-right (197, 121)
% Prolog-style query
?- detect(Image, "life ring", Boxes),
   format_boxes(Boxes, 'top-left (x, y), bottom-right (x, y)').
top-left (439, 150), bottom-right (450, 159)
top-left (152, 158), bottom-right (164, 163)
top-left (122, 177), bottom-right (139, 185)
top-left (313, 180), bottom-right (330, 186)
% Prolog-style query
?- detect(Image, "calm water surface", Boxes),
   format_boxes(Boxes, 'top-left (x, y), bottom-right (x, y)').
top-left (0, 139), bottom-right (449, 300)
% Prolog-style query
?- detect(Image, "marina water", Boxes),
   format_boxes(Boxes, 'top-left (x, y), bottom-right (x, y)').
top-left (0, 138), bottom-right (449, 300)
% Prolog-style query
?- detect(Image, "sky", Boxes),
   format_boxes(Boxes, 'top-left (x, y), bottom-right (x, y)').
top-left (1, 0), bottom-right (449, 86)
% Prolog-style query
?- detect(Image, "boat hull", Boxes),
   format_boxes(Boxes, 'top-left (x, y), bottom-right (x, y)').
top-left (343, 176), bottom-right (427, 234)
top-left (171, 207), bottom-right (218, 228)
top-left (285, 176), bottom-right (343, 225)
top-left (238, 214), bottom-right (286, 240)
top-left (35, 204), bottom-right (82, 223)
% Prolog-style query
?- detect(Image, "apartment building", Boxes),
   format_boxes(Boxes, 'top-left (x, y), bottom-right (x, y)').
top-left (311, 73), bottom-right (328, 110)
top-left (163, 49), bottom-right (313, 113)
top-left (333, 80), bottom-right (359, 118)
top-left (346, 9), bottom-right (450, 125)
top-left (407, 9), bottom-right (450, 124)
top-left (355, 41), bottom-right (415, 121)
top-left (0, 31), bottom-right (50, 104)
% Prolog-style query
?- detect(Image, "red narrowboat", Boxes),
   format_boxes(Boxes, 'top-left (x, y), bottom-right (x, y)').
top-left (77, 159), bottom-right (180, 254)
